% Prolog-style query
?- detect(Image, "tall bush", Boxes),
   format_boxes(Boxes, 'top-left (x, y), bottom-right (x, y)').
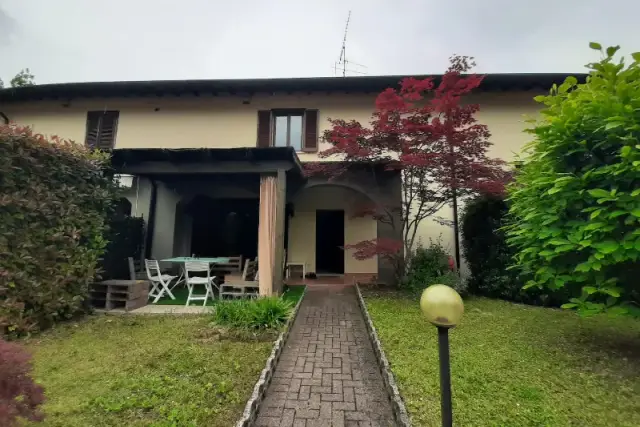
top-left (0, 125), bottom-right (119, 336)
top-left (506, 43), bottom-right (640, 316)
top-left (461, 195), bottom-right (570, 306)
top-left (461, 195), bottom-right (519, 299)
top-left (0, 340), bottom-right (45, 425)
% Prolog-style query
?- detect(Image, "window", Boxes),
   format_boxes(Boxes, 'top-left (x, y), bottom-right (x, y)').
top-left (273, 112), bottom-right (303, 151)
top-left (85, 111), bottom-right (119, 150)
top-left (256, 109), bottom-right (318, 152)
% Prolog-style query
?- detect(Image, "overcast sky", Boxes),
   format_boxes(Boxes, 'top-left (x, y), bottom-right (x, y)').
top-left (0, 0), bottom-right (638, 85)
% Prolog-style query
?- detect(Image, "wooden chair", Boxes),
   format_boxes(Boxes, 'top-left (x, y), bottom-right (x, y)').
top-left (209, 256), bottom-right (243, 276)
top-left (220, 258), bottom-right (259, 299)
top-left (128, 257), bottom-right (147, 281)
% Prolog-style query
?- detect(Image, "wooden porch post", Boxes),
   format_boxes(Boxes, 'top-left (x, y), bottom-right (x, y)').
top-left (258, 171), bottom-right (287, 296)
top-left (274, 169), bottom-right (287, 294)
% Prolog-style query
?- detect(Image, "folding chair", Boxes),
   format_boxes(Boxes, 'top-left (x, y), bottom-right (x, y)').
top-left (184, 261), bottom-right (218, 307)
top-left (145, 259), bottom-right (178, 303)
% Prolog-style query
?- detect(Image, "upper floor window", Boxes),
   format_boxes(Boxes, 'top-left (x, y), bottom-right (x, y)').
top-left (257, 109), bottom-right (318, 152)
top-left (85, 111), bottom-right (119, 150)
top-left (274, 111), bottom-right (303, 151)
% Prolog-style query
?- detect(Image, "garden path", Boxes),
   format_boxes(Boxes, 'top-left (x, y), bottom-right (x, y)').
top-left (255, 284), bottom-right (396, 426)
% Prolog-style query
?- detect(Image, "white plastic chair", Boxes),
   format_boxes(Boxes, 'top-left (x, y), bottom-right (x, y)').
top-left (184, 261), bottom-right (217, 307)
top-left (145, 259), bottom-right (178, 303)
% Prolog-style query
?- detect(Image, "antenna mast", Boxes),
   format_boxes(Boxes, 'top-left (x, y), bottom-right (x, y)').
top-left (334, 11), bottom-right (367, 77)
top-left (339, 11), bottom-right (351, 77)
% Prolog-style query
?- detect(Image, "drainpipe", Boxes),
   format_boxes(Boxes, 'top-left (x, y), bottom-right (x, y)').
top-left (144, 179), bottom-right (158, 259)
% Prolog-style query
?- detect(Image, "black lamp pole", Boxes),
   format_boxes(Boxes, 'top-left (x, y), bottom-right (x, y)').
top-left (437, 326), bottom-right (453, 427)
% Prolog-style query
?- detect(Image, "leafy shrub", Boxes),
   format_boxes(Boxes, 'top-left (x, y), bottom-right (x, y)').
top-left (461, 195), bottom-right (571, 306)
top-left (0, 125), bottom-right (120, 337)
top-left (211, 297), bottom-right (294, 330)
top-left (0, 339), bottom-right (45, 425)
top-left (505, 43), bottom-right (640, 316)
top-left (404, 240), bottom-right (464, 295)
top-left (461, 195), bottom-right (520, 299)
top-left (100, 215), bottom-right (145, 280)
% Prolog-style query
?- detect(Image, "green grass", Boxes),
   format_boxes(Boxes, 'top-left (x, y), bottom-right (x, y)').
top-left (282, 285), bottom-right (305, 304)
top-left (153, 286), bottom-right (215, 306)
top-left (25, 315), bottom-right (273, 427)
top-left (153, 285), bottom-right (305, 306)
top-left (363, 291), bottom-right (640, 427)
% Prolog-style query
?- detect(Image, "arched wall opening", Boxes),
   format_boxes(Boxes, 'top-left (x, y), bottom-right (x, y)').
top-left (287, 183), bottom-right (378, 277)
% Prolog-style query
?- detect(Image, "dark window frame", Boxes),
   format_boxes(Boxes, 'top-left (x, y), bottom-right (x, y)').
top-left (271, 109), bottom-right (305, 149)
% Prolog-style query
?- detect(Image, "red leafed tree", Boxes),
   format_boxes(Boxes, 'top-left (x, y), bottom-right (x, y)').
top-left (0, 340), bottom-right (45, 425)
top-left (305, 55), bottom-right (509, 280)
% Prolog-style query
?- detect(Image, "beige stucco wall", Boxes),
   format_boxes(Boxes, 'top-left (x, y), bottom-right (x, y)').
top-left (3, 90), bottom-right (541, 269)
top-left (287, 185), bottom-right (378, 275)
top-left (2, 94), bottom-right (376, 159)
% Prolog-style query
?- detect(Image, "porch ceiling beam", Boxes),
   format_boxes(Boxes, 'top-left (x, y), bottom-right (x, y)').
top-left (116, 161), bottom-right (297, 175)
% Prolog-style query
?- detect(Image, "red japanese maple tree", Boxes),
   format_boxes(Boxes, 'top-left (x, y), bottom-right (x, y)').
top-left (305, 55), bottom-right (509, 281)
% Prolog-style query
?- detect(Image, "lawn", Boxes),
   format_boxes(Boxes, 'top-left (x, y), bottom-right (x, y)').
top-left (154, 284), bottom-right (305, 306)
top-left (24, 315), bottom-right (273, 427)
top-left (363, 291), bottom-right (640, 427)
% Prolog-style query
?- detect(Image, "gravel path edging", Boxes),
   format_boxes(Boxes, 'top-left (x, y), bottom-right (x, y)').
top-left (235, 286), bottom-right (307, 427)
top-left (355, 284), bottom-right (411, 426)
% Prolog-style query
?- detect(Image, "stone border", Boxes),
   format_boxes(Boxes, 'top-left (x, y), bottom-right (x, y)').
top-left (355, 283), bottom-right (411, 426)
top-left (235, 286), bottom-right (308, 427)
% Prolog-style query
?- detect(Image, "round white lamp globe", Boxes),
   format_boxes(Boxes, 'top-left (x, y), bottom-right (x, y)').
top-left (420, 284), bottom-right (464, 328)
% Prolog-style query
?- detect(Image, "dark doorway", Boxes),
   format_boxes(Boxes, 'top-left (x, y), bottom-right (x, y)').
top-left (315, 210), bottom-right (345, 274)
top-left (187, 196), bottom-right (259, 259)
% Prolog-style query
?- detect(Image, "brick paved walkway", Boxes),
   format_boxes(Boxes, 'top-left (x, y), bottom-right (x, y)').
top-left (255, 284), bottom-right (396, 427)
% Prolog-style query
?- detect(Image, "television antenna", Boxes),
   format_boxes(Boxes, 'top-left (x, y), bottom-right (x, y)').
top-left (333, 11), bottom-right (367, 77)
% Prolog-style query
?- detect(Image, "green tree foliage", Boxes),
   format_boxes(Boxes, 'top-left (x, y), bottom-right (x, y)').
top-left (462, 195), bottom-right (570, 306)
top-left (0, 68), bottom-right (35, 89)
top-left (0, 125), bottom-right (120, 337)
top-left (506, 43), bottom-right (640, 316)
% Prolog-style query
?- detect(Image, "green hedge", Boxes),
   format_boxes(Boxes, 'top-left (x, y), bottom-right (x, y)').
top-left (0, 125), bottom-right (119, 337)
top-left (505, 44), bottom-right (640, 316)
top-left (461, 195), bottom-right (570, 306)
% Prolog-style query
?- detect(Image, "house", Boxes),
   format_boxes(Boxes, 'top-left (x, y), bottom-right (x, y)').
top-left (0, 73), bottom-right (581, 294)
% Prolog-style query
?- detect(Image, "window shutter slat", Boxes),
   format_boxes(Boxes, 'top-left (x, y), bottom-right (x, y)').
top-left (85, 112), bottom-right (101, 148)
top-left (303, 109), bottom-right (318, 152)
top-left (98, 112), bottom-right (119, 150)
top-left (86, 111), bottom-right (119, 150)
top-left (257, 110), bottom-right (272, 148)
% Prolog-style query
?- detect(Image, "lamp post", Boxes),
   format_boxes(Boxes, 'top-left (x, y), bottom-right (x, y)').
top-left (420, 284), bottom-right (464, 427)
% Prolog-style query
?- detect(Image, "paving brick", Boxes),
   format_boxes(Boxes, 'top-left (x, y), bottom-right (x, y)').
top-left (254, 285), bottom-right (394, 426)
top-left (321, 393), bottom-right (344, 402)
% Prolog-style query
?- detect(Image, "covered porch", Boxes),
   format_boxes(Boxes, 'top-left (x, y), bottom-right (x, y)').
top-left (112, 147), bottom-right (305, 296)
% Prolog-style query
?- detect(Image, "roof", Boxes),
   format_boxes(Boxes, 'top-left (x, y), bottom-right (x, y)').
top-left (0, 73), bottom-right (587, 103)
top-left (111, 146), bottom-right (304, 175)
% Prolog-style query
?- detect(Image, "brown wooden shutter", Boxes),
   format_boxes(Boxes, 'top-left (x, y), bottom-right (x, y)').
top-left (302, 109), bottom-right (318, 152)
top-left (85, 111), bottom-right (119, 150)
top-left (97, 111), bottom-right (119, 150)
top-left (85, 112), bottom-right (101, 148)
top-left (257, 110), bottom-right (272, 148)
